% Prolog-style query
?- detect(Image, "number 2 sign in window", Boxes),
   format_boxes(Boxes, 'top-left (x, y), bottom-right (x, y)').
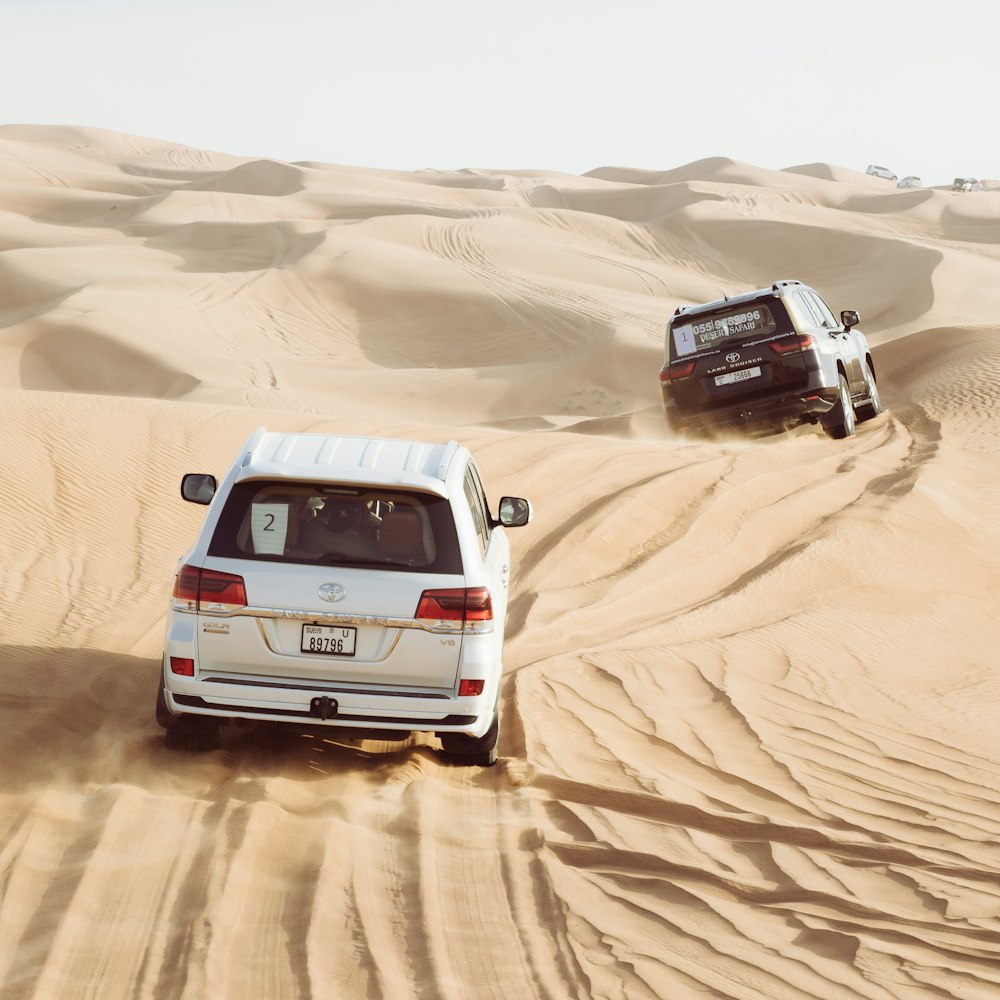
top-left (251, 503), bottom-right (289, 555)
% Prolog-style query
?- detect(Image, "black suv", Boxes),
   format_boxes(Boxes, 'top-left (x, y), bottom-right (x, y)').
top-left (659, 280), bottom-right (883, 438)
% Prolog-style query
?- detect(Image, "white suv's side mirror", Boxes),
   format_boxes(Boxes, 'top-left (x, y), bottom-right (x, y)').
top-left (181, 473), bottom-right (217, 505)
top-left (841, 309), bottom-right (860, 330)
top-left (497, 496), bottom-right (532, 527)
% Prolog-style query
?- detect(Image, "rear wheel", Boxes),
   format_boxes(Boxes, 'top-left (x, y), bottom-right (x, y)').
top-left (855, 361), bottom-right (884, 422)
top-left (823, 374), bottom-right (856, 439)
top-left (156, 681), bottom-right (220, 751)
top-left (439, 707), bottom-right (499, 767)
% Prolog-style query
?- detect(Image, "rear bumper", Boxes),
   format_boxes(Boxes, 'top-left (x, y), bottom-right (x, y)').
top-left (663, 386), bottom-right (838, 433)
top-left (161, 669), bottom-right (495, 737)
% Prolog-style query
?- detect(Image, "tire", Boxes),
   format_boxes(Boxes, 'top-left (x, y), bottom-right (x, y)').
top-left (439, 707), bottom-right (499, 767)
top-left (155, 680), bottom-right (173, 728)
top-left (164, 723), bottom-right (220, 752)
top-left (157, 681), bottom-right (220, 751)
top-left (823, 374), bottom-right (856, 439)
top-left (855, 361), bottom-right (884, 422)
top-left (663, 407), bottom-right (686, 436)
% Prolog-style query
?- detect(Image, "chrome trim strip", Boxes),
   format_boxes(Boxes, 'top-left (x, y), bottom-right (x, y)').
top-left (201, 675), bottom-right (450, 698)
top-left (253, 616), bottom-right (405, 659)
top-left (178, 605), bottom-right (489, 634)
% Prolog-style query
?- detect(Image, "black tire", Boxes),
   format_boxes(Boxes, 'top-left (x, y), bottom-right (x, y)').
top-left (157, 681), bottom-right (220, 751)
top-left (439, 708), bottom-right (499, 767)
top-left (163, 723), bottom-right (220, 752)
top-left (855, 361), bottom-right (884, 422)
top-left (823, 374), bottom-right (856, 439)
top-left (663, 407), bottom-right (686, 436)
top-left (155, 680), bottom-right (173, 728)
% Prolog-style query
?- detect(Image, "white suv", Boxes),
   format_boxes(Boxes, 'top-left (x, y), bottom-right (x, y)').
top-left (156, 428), bottom-right (532, 766)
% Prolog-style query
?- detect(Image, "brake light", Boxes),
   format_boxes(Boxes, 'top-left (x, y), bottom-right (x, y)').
top-left (415, 587), bottom-right (493, 633)
top-left (770, 334), bottom-right (816, 354)
top-left (459, 679), bottom-right (485, 697)
top-left (172, 564), bottom-right (247, 612)
top-left (659, 361), bottom-right (696, 382)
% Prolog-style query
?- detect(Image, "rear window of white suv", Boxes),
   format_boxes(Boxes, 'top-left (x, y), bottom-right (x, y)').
top-left (208, 481), bottom-right (463, 573)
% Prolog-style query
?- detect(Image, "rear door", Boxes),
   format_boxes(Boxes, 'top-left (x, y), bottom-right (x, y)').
top-left (464, 463), bottom-right (510, 629)
top-left (805, 290), bottom-right (864, 388)
top-left (667, 300), bottom-right (805, 414)
top-left (194, 482), bottom-right (466, 690)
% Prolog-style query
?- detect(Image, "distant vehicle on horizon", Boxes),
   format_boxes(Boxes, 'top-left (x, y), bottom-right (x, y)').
top-left (866, 164), bottom-right (897, 182)
top-left (897, 176), bottom-right (922, 188)
top-left (953, 177), bottom-right (982, 192)
top-left (659, 280), bottom-right (883, 440)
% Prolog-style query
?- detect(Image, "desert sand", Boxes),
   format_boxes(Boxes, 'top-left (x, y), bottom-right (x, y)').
top-left (1, 124), bottom-right (999, 1000)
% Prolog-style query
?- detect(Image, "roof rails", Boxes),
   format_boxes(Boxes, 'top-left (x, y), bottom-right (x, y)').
top-left (435, 440), bottom-right (461, 480)
top-left (673, 279), bottom-right (803, 315)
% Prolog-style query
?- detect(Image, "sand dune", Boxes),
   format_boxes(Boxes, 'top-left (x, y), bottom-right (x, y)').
top-left (2, 125), bottom-right (1000, 999)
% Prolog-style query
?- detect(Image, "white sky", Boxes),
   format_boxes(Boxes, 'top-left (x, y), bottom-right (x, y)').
top-left (4, 0), bottom-right (998, 185)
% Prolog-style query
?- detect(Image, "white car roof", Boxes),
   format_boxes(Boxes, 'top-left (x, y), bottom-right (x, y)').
top-left (234, 430), bottom-right (462, 496)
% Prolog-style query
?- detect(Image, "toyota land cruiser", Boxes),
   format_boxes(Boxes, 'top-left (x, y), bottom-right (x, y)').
top-left (659, 280), bottom-right (883, 438)
top-left (156, 428), bottom-right (532, 766)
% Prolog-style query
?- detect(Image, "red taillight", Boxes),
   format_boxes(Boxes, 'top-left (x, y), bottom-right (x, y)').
top-left (172, 564), bottom-right (247, 611)
top-left (659, 361), bottom-right (696, 382)
top-left (415, 587), bottom-right (493, 631)
top-left (199, 568), bottom-right (247, 608)
top-left (770, 334), bottom-right (816, 354)
top-left (459, 679), bottom-right (485, 697)
top-left (170, 657), bottom-right (195, 676)
top-left (173, 564), bottom-right (201, 606)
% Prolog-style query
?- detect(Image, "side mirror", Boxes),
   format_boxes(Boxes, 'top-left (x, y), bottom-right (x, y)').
top-left (841, 309), bottom-right (860, 330)
top-left (497, 496), bottom-right (532, 528)
top-left (181, 473), bottom-right (218, 505)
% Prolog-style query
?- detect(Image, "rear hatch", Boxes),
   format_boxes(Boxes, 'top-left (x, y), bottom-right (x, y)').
top-left (187, 481), bottom-right (466, 691)
top-left (664, 300), bottom-right (809, 415)
top-left (193, 561), bottom-right (464, 689)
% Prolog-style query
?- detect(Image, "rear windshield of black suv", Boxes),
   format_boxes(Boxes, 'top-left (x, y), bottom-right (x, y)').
top-left (208, 480), bottom-right (463, 573)
top-left (670, 300), bottom-right (793, 359)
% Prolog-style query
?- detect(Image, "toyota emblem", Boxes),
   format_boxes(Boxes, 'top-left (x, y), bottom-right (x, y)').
top-left (726, 352), bottom-right (740, 363)
top-left (318, 583), bottom-right (347, 603)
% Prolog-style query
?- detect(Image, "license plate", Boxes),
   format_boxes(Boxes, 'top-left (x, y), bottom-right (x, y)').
top-left (301, 625), bottom-right (357, 656)
top-left (715, 366), bottom-right (762, 386)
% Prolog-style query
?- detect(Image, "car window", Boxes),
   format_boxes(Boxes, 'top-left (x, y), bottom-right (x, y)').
top-left (208, 480), bottom-right (462, 573)
top-left (463, 466), bottom-right (491, 558)
top-left (670, 303), bottom-right (784, 357)
top-left (807, 290), bottom-right (838, 328)
top-left (790, 291), bottom-right (824, 328)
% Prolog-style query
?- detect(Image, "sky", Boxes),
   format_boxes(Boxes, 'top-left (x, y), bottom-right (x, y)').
top-left (4, 0), bottom-right (999, 185)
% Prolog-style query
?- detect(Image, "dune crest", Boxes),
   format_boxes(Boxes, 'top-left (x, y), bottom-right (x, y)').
top-left (2, 126), bottom-right (1000, 1000)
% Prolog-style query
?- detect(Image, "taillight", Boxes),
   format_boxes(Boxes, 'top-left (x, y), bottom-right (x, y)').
top-left (172, 564), bottom-right (247, 612)
top-left (770, 334), bottom-right (816, 354)
top-left (170, 657), bottom-right (195, 676)
top-left (459, 679), bottom-right (485, 697)
top-left (172, 564), bottom-right (202, 609)
top-left (415, 587), bottom-right (493, 633)
top-left (659, 361), bottom-right (696, 382)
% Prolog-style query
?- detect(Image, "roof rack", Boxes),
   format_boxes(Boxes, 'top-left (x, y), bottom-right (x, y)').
top-left (435, 440), bottom-right (461, 480)
top-left (771, 279), bottom-right (803, 291)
